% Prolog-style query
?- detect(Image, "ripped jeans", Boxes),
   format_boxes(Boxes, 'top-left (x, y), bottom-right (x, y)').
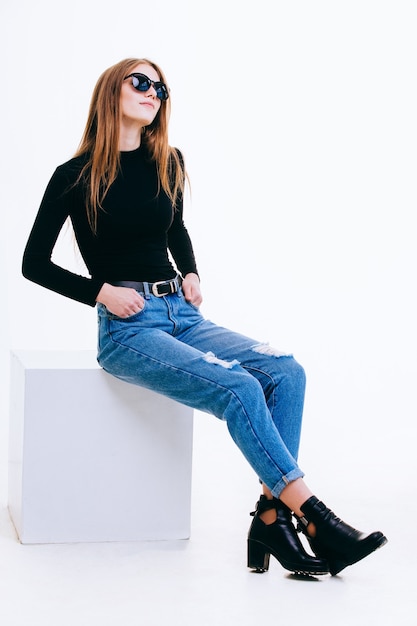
top-left (97, 288), bottom-right (306, 497)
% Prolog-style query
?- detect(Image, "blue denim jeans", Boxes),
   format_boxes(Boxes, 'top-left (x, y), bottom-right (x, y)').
top-left (97, 289), bottom-right (306, 497)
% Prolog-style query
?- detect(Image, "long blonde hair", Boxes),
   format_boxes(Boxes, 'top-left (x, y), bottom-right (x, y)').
top-left (74, 58), bottom-right (185, 232)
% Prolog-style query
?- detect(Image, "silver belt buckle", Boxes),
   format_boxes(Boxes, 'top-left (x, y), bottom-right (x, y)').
top-left (151, 279), bottom-right (175, 297)
top-left (151, 280), bottom-right (165, 297)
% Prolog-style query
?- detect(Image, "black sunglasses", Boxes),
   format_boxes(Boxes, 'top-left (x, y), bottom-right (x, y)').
top-left (124, 73), bottom-right (169, 101)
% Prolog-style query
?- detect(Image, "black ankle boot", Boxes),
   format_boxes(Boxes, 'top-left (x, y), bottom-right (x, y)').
top-left (247, 495), bottom-right (329, 575)
top-left (296, 496), bottom-right (388, 576)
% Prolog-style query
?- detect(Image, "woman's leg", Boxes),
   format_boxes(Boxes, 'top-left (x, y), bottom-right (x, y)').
top-left (97, 292), bottom-right (387, 575)
top-left (168, 292), bottom-right (308, 519)
top-left (264, 479), bottom-right (313, 517)
top-left (97, 295), bottom-right (304, 497)
top-left (166, 294), bottom-right (387, 575)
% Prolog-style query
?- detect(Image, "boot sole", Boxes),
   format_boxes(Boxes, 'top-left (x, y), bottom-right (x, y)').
top-left (248, 538), bottom-right (329, 576)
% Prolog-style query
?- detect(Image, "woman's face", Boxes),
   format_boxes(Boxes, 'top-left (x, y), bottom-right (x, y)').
top-left (120, 63), bottom-right (163, 127)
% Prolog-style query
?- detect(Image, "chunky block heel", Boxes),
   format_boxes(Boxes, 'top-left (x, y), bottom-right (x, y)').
top-left (247, 496), bottom-right (329, 576)
top-left (247, 538), bottom-right (271, 572)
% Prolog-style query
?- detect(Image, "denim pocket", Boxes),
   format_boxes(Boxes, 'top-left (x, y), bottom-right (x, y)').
top-left (99, 301), bottom-right (147, 322)
top-left (186, 301), bottom-right (200, 312)
top-left (178, 289), bottom-right (200, 312)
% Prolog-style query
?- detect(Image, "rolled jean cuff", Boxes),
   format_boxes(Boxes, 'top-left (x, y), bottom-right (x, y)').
top-left (269, 468), bottom-right (305, 499)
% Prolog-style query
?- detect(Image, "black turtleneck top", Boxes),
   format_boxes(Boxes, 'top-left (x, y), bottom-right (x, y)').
top-left (22, 145), bottom-right (198, 306)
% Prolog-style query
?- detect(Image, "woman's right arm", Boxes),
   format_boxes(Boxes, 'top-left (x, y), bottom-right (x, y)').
top-left (22, 166), bottom-right (103, 306)
top-left (23, 166), bottom-right (145, 316)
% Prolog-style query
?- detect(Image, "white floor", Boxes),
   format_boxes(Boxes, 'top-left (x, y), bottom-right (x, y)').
top-left (0, 412), bottom-right (414, 626)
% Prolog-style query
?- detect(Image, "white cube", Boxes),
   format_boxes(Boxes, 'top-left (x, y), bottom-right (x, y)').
top-left (8, 350), bottom-right (194, 544)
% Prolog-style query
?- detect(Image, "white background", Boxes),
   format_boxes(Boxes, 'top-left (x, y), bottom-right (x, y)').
top-left (1, 0), bottom-right (416, 510)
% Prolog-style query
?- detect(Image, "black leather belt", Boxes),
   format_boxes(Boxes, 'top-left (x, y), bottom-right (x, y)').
top-left (111, 276), bottom-right (182, 297)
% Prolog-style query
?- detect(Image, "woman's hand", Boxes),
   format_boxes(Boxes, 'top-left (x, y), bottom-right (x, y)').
top-left (182, 273), bottom-right (202, 307)
top-left (96, 283), bottom-right (145, 318)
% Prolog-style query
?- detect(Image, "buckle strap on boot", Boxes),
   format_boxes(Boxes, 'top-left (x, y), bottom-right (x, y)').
top-left (295, 514), bottom-right (310, 533)
top-left (250, 495), bottom-right (279, 517)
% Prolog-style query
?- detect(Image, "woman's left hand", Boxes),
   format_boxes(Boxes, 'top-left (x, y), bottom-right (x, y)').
top-left (182, 273), bottom-right (202, 307)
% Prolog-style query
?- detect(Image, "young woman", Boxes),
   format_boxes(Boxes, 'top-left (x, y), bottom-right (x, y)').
top-left (22, 57), bottom-right (387, 577)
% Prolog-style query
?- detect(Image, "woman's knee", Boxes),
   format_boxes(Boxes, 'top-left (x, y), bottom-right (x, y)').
top-left (287, 357), bottom-right (306, 388)
top-left (271, 355), bottom-right (306, 395)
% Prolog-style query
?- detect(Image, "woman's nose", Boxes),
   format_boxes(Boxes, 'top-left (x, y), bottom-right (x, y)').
top-left (146, 83), bottom-right (157, 98)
